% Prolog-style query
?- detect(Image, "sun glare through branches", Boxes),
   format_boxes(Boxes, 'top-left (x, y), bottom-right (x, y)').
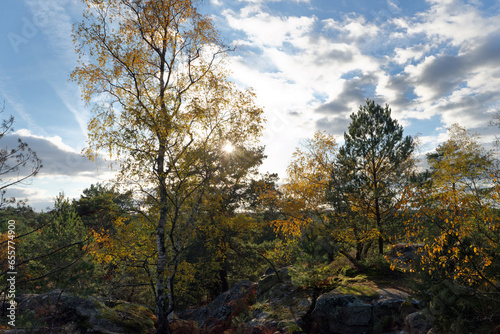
top-left (223, 142), bottom-right (235, 153)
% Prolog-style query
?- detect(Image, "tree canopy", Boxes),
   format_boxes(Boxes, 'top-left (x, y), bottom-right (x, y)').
top-left (71, 1), bottom-right (264, 332)
top-left (328, 99), bottom-right (415, 257)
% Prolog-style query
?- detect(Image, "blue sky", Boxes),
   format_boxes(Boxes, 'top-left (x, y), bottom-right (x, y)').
top-left (1, 0), bottom-right (500, 210)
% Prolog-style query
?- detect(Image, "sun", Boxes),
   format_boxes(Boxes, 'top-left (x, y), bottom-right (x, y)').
top-left (223, 142), bottom-right (235, 153)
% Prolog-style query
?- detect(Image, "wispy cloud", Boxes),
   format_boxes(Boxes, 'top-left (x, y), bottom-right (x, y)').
top-left (0, 67), bottom-right (45, 134)
top-left (23, 0), bottom-right (89, 137)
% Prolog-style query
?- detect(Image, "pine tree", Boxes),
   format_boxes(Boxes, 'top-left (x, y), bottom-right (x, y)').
top-left (328, 99), bottom-right (415, 257)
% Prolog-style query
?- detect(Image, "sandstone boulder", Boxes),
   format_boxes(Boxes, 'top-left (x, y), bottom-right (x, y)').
top-left (179, 280), bottom-right (254, 329)
top-left (249, 268), bottom-right (314, 332)
top-left (2, 290), bottom-right (156, 333)
top-left (311, 291), bottom-right (372, 334)
top-left (405, 311), bottom-right (432, 334)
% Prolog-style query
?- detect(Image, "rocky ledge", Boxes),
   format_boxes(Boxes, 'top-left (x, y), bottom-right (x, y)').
top-left (178, 267), bottom-right (434, 334)
top-left (1, 289), bottom-right (156, 333)
top-left (1, 268), bottom-right (434, 334)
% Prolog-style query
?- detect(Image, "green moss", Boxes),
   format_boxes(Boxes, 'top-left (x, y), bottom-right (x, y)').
top-left (97, 301), bottom-right (155, 333)
top-left (335, 281), bottom-right (379, 299)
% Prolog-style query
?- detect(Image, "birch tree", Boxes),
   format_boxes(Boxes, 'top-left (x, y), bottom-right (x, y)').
top-left (71, 1), bottom-right (263, 332)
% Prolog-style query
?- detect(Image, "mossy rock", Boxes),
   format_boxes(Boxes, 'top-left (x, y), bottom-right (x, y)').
top-left (13, 291), bottom-right (156, 333)
top-left (249, 283), bottom-right (313, 332)
top-left (257, 267), bottom-right (298, 303)
top-left (97, 301), bottom-right (156, 333)
top-left (334, 281), bottom-right (379, 299)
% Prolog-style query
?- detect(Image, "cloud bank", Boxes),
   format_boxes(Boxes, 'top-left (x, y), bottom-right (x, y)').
top-left (214, 0), bottom-right (500, 176)
top-left (1, 130), bottom-right (112, 210)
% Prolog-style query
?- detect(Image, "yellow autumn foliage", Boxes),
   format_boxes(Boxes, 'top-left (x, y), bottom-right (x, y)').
top-left (401, 124), bottom-right (500, 291)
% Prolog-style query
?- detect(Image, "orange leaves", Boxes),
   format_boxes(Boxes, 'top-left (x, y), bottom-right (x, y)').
top-left (271, 218), bottom-right (304, 239)
top-left (90, 216), bottom-right (157, 267)
top-left (263, 132), bottom-right (340, 263)
top-left (278, 131), bottom-right (338, 237)
top-left (72, 0), bottom-right (261, 166)
top-left (427, 124), bottom-right (494, 199)
top-left (251, 133), bottom-right (331, 261)
top-left (401, 122), bottom-right (499, 284)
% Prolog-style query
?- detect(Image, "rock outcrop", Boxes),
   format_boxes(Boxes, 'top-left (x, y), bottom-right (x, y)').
top-left (249, 266), bottom-right (315, 331)
top-left (2, 268), bottom-right (434, 334)
top-left (1, 290), bottom-right (156, 333)
top-left (405, 311), bottom-right (433, 334)
top-left (310, 287), bottom-right (421, 334)
top-left (311, 291), bottom-right (372, 333)
top-left (179, 267), bottom-right (425, 334)
top-left (179, 279), bottom-right (254, 329)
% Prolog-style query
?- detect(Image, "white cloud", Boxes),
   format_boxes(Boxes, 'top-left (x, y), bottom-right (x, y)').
top-left (0, 128), bottom-right (114, 210)
top-left (13, 130), bottom-right (74, 152)
top-left (225, 5), bottom-right (382, 112)
top-left (222, 0), bottom-right (500, 170)
top-left (323, 16), bottom-right (381, 43)
top-left (395, 25), bottom-right (500, 126)
top-left (393, 44), bottom-right (430, 65)
top-left (342, 16), bottom-right (380, 41)
top-left (3, 186), bottom-right (53, 209)
top-left (4, 174), bottom-right (113, 211)
top-left (4, 129), bottom-right (111, 178)
top-left (221, 3), bottom-right (398, 177)
top-left (224, 9), bottom-right (316, 48)
top-left (387, 0), bottom-right (401, 13)
top-left (408, 0), bottom-right (500, 47)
